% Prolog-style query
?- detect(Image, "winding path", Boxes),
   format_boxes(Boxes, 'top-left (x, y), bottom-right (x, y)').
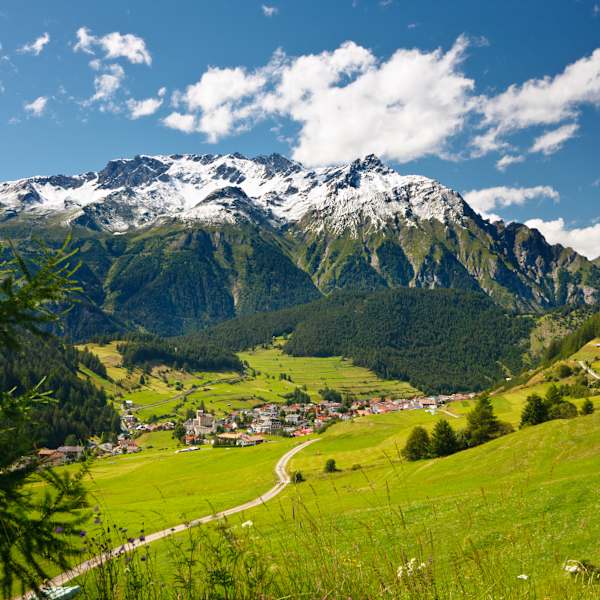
top-left (27, 438), bottom-right (318, 597)
top-left (579, 360), bottom-right (600, 381)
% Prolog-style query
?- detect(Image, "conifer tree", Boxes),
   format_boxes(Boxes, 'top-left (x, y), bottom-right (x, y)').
top-left (520, 394), bottom-right (549, 427)
top-left (430, 419), bottom-right (458, 457)
top-left (402, 426), bottom-right (431, 461)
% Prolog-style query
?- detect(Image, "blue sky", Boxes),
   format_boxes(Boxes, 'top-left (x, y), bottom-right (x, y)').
top-left (0, 0), bottom-right (599, 257)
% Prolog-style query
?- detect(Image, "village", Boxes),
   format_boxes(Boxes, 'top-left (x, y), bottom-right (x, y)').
top-left (35, 392), bottom-right (476, 464)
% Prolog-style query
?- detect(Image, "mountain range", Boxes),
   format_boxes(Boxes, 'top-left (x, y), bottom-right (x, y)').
top-left (1, 152), bottom-right (598, 337)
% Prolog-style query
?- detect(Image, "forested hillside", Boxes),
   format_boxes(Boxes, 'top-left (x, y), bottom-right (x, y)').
top-left (116, 335), bottom-right (243, 372)
top-left (0, 335), bottom-right (120, 447)
top-left (545, 311), bottom-right (600, 362)
top-left (185, 289), bottom-right (533, 393)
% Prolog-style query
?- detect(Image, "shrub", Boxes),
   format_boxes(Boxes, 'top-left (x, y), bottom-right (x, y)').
top-left (548, 401), bottom-right (577, 420)
top-left (557, 364), bottom-right (573, 378)
top-left (292, 471), bottom-right (305, 483)
top-left (402, 426), bottom-right (430, 461)
top-left (581, 398), bottom-right (595, 415)
top-left (324, 458), bottom-right (338, 473)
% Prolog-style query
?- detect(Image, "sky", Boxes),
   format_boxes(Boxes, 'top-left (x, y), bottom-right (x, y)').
top-left (0, 0), bottom-right (599, 258)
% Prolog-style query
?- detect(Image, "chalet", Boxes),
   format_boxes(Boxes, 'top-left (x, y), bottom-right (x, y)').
top-left (37, 448), bottom-right (66, 466)
top-left (57, 446), bottom-right (85, 462)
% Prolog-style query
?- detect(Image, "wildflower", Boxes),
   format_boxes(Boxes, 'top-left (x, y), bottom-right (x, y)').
top-left (94, 517), bottom-right (101, 525)
top-left (141, 555), bottom-right (147, 562)
top-left (79, 530), bottom-right (87, 537)
top-left (564, 560), bottom-right (581, 574)
top-left (54, 526), bottom-right (64, 534)
top-left (241, 520), bottom-right (253, 528)
top-left (127, 537), bottom-right (135, 544)
top-left (140, 535), bottom-right (146, 542)
top-left (517, 574), bottom-right (529, 580)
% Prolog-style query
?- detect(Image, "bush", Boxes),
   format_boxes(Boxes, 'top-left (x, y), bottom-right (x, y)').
top-left (324, 458), bottom-right (338, 473)
top-left (581, 398), bottom-right (595, 415)
top-left (292, 470), bottom-right (305, 483)
top-left (402, 426), bottom-right (430, 461)
top-left (547, 401), bottom-right (577, 420)
top-left (557, 364), bottom-right (573, 378)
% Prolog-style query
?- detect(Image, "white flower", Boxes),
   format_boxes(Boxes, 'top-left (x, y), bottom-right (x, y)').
top-left (241, 520), bottom-right (253, 528)
top-left (517, 574), bottom-right (529, 580)
top-left (564, 561), bottom-right (581, 574)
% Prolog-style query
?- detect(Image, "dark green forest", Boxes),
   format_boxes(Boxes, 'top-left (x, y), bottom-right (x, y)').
top-left (0, 335), bottom-right (120, 447)
top-left (184, 289), bottom-right (533, 393)
top-left (116, 336), bottom-right (242, 372)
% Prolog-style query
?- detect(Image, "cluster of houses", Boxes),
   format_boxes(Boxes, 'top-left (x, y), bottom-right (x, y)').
top-left (181, 392), bottom-right (476, 446)
top-left (36, 391), bottom-right (477, 462)
top-left (36, 437), bottom-right (143, 466)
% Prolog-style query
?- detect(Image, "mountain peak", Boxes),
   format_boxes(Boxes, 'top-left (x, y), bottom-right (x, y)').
top-left (0, 151), bottom-right (471, 233)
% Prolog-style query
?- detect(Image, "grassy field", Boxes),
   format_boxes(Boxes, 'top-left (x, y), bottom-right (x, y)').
top-left (77, 341), bottom-right (420, 421)
top-left (70, 391), bottom-right (600, 598)
top-left (56, 339), bottom-right (600, 598)
top-left (38, 433), bottom-right (299, 535)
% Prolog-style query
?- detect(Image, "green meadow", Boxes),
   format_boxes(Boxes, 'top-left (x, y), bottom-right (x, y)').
top-left (57, 339), bottom-right (600, 598)
top-left (77, 341), bottom-right (420, 421)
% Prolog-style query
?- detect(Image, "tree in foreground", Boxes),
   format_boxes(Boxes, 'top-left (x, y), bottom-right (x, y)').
top-left (430, 419), bottom-right (459, 457)
top-left (402, 426), bottom-right (430, 461)
top-left (465, 395), bottom-right (501, 446)
top-left (0, 239), bottom-right (89, 597)
top-left (581, 398), bottom-right (595, 415)
top-left (520, 394), bottom-right (549, 428)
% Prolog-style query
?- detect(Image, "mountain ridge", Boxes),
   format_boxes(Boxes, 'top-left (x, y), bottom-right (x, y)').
top-left (1, 152), bottom-right (598, 335)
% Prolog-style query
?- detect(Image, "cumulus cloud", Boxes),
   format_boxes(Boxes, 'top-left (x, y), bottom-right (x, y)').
top-left (24, 95), bottom-right (48, 117)
top-left (496, 154), bottom-right (525, 171)
top-left (86, 63), bottom-right (125, 111)
top-left (530, 122), bottom-right (579, 155)
top-left (262, 5), bottom-right (278, 16)
top-left (165, 36), bottom-right (476, 166)
top-left (462, 185), bottom-right (559, 220)
top-left (74, 27), bottom-right (151, 65)
top-left (18, 32), bottom-right (50, 56)
top-left (474, 48), bottom-right (600, 155)
top-left (162, 111), bottom-right (196, 133)
top-left (525, 218), bottom-right (600, 259)
top-left (127, 87), bottom-right (166, 119)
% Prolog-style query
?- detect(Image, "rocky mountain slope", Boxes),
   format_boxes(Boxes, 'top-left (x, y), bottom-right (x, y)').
top-left (1, 152), bottom-right (597, 336)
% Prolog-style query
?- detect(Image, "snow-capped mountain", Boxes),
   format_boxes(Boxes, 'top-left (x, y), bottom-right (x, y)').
top-left (1, 152), bottom-right (598, 338)
top-left (0, 153), bottom-right (471, 233)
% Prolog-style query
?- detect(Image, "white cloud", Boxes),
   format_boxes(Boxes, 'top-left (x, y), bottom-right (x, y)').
top-left (530, 122), bottom-right (579, 155)
top-left (166, 36), bottom-right (476, 166)
top-left (162, 111), bottom-right (196, 133)
top-left (261, 5), bottom-right (278, 17)
top-left (18, 32), bottom-right (50, 56)
top-left (89, 63), bottom-right (125, 108)
top-left (24, 95), bottom-right (48, 117)
top-left (127, 87), bottom-right (166, 119)
top-left (496, 154), bottom-right (525, 171)
top-left (524, 218), bottom-right (600, 259)
top-left (475, 48), bottom-right (600, 155)
top-left (463, 185), bottom-right (559, 220)
top-left (74, 27), bottom-right (151, 65)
